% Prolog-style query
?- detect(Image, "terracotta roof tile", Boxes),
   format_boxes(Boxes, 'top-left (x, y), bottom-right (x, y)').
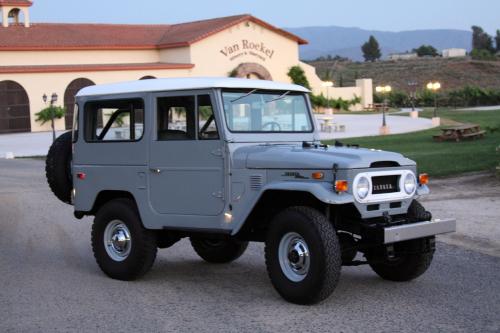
top-left (0, 14), bottom-right (307, 51)
top-left (0, 0), bottom-right (32, 7)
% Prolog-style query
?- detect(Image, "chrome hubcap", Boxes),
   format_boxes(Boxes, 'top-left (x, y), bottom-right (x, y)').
top-left (278, 232), bottom-right (310, 282)
top-left (104, 220), bottom-right (131, 261)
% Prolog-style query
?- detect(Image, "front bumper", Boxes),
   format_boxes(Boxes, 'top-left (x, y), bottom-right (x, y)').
top-left (383, 218), bottom-right (456, 244)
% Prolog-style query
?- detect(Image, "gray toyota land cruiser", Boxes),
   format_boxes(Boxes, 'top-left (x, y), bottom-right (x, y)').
top-left (46, 77), bottom-right (455, 304)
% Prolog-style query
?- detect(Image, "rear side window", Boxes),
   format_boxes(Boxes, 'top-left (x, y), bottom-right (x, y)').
top-left (84, 99), bottom-right (144, 142)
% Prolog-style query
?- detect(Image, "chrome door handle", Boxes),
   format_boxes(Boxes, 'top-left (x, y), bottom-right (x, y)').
top-left (150, 168), bottom-right (161, 174)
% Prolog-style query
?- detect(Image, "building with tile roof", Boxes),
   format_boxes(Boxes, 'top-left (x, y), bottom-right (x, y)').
top-left (0, 1), bottom-right (371, 133)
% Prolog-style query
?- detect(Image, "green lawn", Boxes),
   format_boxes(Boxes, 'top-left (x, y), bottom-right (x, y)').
top-left (323, 109), bottom-right (500, 177)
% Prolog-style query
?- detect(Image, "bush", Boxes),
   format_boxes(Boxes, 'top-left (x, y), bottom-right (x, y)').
top-left (287, 66), bottom-right (311, 90)
top-left (470, 48), bottom-right (496, 61)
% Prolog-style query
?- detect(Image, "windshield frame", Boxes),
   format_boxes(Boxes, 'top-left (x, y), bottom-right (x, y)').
top-left (221, 89), bottom-right (315, 134)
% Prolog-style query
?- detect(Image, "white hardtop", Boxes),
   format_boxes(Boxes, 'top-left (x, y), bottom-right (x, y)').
top-left (77, 77), bottom-right (310, 97)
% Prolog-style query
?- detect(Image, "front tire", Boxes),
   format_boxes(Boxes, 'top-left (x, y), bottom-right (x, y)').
top-left (367, 237), bottom-right (434, 282)
top-left (91, 198), bottom-right (157, 280)
top-left (190, 238), bottom-right (248, 263)
top-left (265, 206), bottom-right (341, 305)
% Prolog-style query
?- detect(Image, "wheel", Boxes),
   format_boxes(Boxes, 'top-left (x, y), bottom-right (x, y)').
top-left (262, 121), bottom-right (282, 131)
top-left (91, 198), bottom-right (157, 280)
top-left (45, 131), bottom-right (73, 204)
top-left (367, 237), bottom-right (434, 282)
top-left (264, 206), bottom-right (342, 305)
top-left (407, 200), bottom-right (432, 222)
top-left (190, 238), bottom-right (248, 263)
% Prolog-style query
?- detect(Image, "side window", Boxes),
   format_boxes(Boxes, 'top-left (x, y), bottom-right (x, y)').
top-left (72, 104), bottom-right (79, 143)
top-left (198, 94), bottom-right (219, 140)
top-left (157, 96), bottom-right (195, 140)
top-left (84, 99), bottom-right (144, 142)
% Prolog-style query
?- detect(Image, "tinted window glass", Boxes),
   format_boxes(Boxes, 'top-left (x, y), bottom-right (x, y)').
top-left (198, 94), bottom-right (219, 140)
top-left (84, 99), bottom-right (144, 142)
top-left (157, 96), bottom-right (195, 141)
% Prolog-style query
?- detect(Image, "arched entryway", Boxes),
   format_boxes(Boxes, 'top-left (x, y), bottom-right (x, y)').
top-left (64, 78), bottom-right (95, 130)
top-left (231, 63), bottom-right (272, 80)
top-left (0, 80), bottom-right (31, 134)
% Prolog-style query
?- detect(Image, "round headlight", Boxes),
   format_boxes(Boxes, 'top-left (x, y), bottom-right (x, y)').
top-left (404, 173), bottom-right (416, 194)
top-left (356, 176), bottom-right (370, 199)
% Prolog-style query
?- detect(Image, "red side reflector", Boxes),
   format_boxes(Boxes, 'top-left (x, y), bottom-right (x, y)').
top-left (76, 172), bottom-right (86, 180)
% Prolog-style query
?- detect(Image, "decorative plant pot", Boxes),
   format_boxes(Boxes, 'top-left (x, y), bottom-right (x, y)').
top-left (410, 111), bottom-right (418, 119)
top-left (432, 117), bottom-right (441, 126)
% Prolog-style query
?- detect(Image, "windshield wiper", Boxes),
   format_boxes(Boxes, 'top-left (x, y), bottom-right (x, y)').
top-left (266, 91), bottom-right (290, 103)
top-left (230, 89), bottom-right (258, 103)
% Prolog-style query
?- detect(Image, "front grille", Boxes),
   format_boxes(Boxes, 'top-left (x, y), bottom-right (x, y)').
top-left (371, 175), bottom-right (399, 194)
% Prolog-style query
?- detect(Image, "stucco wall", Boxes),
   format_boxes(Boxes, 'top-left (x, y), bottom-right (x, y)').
top-left (0, 49), bottom-right (161, 66)
top-left (0, 68), bottom-right (192, 132)
top-left (188, 21), bottom-right (300, 83)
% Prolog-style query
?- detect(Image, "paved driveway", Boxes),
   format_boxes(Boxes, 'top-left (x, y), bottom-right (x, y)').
top-left (1, 159), bottom-right (499, 332)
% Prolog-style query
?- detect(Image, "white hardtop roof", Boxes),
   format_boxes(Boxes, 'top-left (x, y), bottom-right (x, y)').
top-left (77, 77), bottom-right (310, 97)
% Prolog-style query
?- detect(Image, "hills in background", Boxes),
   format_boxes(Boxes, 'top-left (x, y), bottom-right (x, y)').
top-left (285, 26), bottom-right (472, 61)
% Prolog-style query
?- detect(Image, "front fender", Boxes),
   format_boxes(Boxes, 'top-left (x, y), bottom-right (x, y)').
top-left (262, 181), bottom-right (354, 204)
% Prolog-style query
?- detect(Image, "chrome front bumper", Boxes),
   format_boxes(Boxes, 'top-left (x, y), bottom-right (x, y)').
top-left (384, 218), bottom-right (456, 244)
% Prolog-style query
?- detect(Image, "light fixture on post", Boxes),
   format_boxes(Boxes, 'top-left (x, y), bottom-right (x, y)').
top-left (375, 85), bottom-right (391, 135)
top-left (426, 81), bottom-right (441, 126)
top-left (322, 81), bottom-right (334, 115)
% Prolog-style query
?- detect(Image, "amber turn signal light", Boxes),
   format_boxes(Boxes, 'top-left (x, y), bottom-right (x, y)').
top-left (419, 173), bottom-right (429, 185)
top-left (312, 172), bottom-right (324, 180)
top-left (335, 180), bottom-right (348, 192)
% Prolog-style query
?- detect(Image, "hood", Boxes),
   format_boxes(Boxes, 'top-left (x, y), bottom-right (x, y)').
top-left (234, 144), bottom-right (415, 169)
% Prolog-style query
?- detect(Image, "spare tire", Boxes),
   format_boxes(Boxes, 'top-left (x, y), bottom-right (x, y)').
top-left (45, 131), bottom-right (73, 204)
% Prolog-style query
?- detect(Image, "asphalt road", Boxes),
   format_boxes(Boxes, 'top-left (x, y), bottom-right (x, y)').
top-left (1, 159), bottom-right (499, 332)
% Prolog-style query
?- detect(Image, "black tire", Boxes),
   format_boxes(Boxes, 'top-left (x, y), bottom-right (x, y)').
top-left (91, 198), bottom-right (157, 281)
top-left (264, 206), bottom-right (342, 305)
top-left (368, 237), bottom-right (434, 282)
top-left (190, 238), bottom-right (248, 263)
top-left (408, 200), bottom-right (432, 222)
top-left (45, 131), bottom-right (73, 204)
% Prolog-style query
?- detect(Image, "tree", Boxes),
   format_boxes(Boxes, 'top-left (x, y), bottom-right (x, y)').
top-left (287, 66), bottom-right (311, 89)
top-left (496, 30), bottom-right (500, 52)
top-left (35, 106), bottom-right (66, 142)
top-left (471, 26), bottom-right (494, 52)
top-left (361, 35), bottom-right (381, 62)
top-left (413, 45), bottom-right (438, 57)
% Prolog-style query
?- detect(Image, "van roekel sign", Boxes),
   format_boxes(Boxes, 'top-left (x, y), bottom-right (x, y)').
top-left (220, 40), bottom-right (275, 61)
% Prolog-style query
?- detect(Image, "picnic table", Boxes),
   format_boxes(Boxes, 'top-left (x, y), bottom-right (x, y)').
top-left (433, 123), bottom-right (485, 142)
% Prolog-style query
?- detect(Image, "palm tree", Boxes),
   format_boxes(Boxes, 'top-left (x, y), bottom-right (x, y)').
top-left (35, 106), bottom-right (66, 142)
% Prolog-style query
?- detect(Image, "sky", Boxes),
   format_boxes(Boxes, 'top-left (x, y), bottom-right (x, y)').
top-left (27, 0), bottom-right (500, 34)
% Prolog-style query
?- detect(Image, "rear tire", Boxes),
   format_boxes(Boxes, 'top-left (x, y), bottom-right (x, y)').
top-left (45, 131), bottom-right (73, 204)
top-left (264, 206), bottom-right (341, 305)
top-left (190, 238), bottom-right (248, 263)
top-left (91, 198), bottom-right (157, 280)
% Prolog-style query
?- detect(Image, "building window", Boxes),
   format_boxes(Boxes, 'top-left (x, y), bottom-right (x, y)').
top-left (84, 99), bottom-right (144, 142)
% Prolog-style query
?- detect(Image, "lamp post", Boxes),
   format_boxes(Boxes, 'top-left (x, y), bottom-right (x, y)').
top-left (43, 92), bottom-right (58, 142)
top-left (407, 81), bottom-right (418, 118)
top-left (426, 81), bottom-right (441, 126)
top-left (322, 81), bottom-right (334, 115)
top-left (375, 85), bottom-right (391, 135)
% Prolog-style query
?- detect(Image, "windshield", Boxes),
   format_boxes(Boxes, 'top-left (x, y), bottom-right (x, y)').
top-left (222, 90), bottom-right (313, 133)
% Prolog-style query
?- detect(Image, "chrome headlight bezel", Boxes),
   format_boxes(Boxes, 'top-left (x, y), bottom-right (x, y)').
top-left (403, 173), bottom-right (417, 195)
top-left (355, 176), bottom-right (370, 200)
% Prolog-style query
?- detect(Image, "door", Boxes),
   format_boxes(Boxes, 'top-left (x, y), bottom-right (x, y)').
top-left (149, 91), bottom-right (225, 216)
